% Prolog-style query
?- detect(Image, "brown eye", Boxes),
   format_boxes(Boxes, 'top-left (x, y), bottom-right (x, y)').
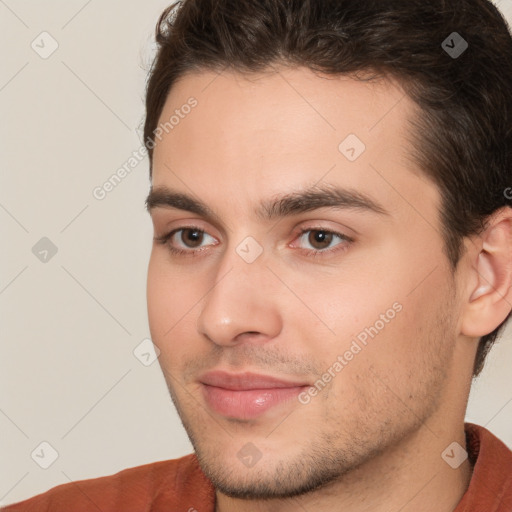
top-left (179, 228), bottom-right (204, 248)
top-left (307, 230), bottom-right (334, 250)
top-left (294, 227), bottom-right (352, 257)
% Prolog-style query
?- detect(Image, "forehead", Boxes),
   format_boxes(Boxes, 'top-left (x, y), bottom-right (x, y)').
top-left (150, 66), bottom-right (439, 228)
top-left (154, 67), bottom-right (411, 166)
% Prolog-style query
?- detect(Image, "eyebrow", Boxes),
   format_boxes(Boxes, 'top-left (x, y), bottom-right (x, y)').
top-left (145, 183), bottom-right (390, 223)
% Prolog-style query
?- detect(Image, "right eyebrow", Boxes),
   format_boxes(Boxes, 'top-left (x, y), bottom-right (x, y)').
top-left (145, 187), bottom-right (223, 225)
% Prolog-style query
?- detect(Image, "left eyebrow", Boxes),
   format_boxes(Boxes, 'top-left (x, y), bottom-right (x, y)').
top-left (256, 183), bottom-right (390, 220)
top-left (145, 183), bottom-right (390, 222)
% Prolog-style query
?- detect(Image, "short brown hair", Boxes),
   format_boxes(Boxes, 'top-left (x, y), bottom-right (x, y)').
top-left (143, 0), bottom-right (512, 377)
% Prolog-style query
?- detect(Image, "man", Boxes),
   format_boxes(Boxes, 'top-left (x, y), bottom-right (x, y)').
top-left (3, 0), bottom-right (512, 510)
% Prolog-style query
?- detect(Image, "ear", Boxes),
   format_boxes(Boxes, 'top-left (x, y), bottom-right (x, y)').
top-left (460, 207), bottom-right (512, 338)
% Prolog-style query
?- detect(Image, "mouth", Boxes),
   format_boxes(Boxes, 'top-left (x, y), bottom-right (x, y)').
top-left (199, 370), bottom-right (310, 420)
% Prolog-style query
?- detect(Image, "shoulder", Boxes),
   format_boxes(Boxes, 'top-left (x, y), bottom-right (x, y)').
top-left (1, 453), bottom-right (215, 512)
top-left (465, 422), bottom-right (512, 468)
top-left (456, 423), bottom-right (512, 511)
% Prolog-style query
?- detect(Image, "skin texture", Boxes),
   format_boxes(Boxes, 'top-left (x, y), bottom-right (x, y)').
top-left (146, 66), bottom-right (512, 511)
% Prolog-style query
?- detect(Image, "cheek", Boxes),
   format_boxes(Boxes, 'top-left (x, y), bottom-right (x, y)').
top-left (336, 275), bottom-right (454, 405)
top-left (300, 260), bottom-right (451, 399)
top-left (147, 252), bottom-right (209, 368)
top-left (147, 254), bottom-right (171, 337)
top-left (147, 253), bottom-right (192, 343)
top-left (281, 258), bottom-right (402, 357)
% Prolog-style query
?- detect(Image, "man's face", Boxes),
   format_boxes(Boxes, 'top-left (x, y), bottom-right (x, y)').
top-left (147, 67), bottom-right (463, 498)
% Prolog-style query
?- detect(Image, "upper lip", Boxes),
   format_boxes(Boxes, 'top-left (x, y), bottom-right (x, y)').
top-left (199, 371), bottom-right (309, 390)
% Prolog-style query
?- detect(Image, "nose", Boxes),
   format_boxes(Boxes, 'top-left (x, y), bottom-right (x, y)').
top-left (196, 242), bottom-right (283, 347)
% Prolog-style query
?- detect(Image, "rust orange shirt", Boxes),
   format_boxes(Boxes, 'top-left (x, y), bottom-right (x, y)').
top-left (2, 423), bottom-right (511, 511)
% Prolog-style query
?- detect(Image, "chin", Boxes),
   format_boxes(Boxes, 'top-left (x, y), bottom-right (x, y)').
top-left (191, 437), bottom-right (353, 500)
top-left (198, 457), bottom-right (340, 499)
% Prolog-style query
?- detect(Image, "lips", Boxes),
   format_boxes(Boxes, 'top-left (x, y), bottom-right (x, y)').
top-left (199, 371), bottom-right (310, 420)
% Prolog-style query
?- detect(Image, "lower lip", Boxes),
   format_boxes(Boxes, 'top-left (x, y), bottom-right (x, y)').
top-left (201, 384), bottom-right (307, 420)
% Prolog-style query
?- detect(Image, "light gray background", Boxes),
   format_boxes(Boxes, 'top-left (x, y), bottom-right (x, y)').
top-left (1, 0), bottom-right (512, 506)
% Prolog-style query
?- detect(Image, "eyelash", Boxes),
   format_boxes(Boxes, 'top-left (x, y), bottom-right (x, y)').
top-left (154, 225), bottom-right (354, 259)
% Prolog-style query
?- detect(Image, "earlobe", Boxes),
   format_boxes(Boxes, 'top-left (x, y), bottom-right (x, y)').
top-left (461, 210), bottom-right (512, 338)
